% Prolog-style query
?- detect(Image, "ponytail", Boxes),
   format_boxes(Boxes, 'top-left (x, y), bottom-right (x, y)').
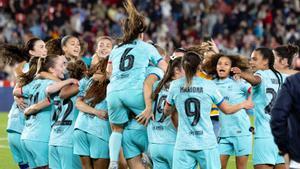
top-left (255, 47), bottom-right (283, 88)
top-left (274, 44), bottom-right (299, 68)
top-left (182, 51), bottom-right (202, 88)
top-left (84, 58), bottom-right (108, 107)
top-left (18, 57), bottom-right (39, 87)
top-left (120, 0), bottom-right (147, 44)
top-left (153, 57), bottom-right (182, 100)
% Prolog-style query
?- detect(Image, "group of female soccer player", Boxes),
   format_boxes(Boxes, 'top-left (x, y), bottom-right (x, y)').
top-left (3, 0), bottom-right (300, 169)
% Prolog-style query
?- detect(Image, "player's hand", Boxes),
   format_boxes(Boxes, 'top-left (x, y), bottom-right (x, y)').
top-left (231, 67), bottom-right (242, 75)
top-left (67, 78), bottom-right (79, 85)
top-left (94, 110), bottom-right (108, 120)
top-left (136, 107), bottom-right (154, 126)
top-left (15, 96), bottom-right (27, 110)
top-left (24, 105), bottom-right (38, 116)
top-left (242, 99), bottom-right (254, 110)
top-left (208, 39), bottom-right (219, 54)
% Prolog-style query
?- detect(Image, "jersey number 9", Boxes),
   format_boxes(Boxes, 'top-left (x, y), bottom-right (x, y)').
top-left (184, 98), bottom-right (201, 126)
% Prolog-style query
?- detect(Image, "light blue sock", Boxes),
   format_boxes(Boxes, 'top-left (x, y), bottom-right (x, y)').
top-left (109, 132), bottom-right (123, 162)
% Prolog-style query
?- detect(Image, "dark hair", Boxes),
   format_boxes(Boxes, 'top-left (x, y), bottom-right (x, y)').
top-left (182, 51), bottom-right (202, 87)
top-left (83, 58), bottom-right (108, 107)
top-left (274, 44), bottom-right (299, 67)
top-left (61, 35), bottom-right (80, 61)
top-left (0, 43), bottom-right (27, 64)
top-left (86, 57), bottom-right (107, 77)
top-left (61, 35), bottom-right (77, 47)
top-left (67, 60), bottom-right (87, 80)
top-left (18, 57), bottom-right (39, 87)
top-left (46, 38), bottom-right (64, 55)
top-left (119, 0), bottom-right (147, 45)
top-left (0, 37), bottom-right (41, 64)
top-left (202, 53), bottom-right (250, 78)
top-left (153, 57), bottom-right (182, 100)
top-left (255, 47), bottom-right (283, 87)
top-left (23, 37), bottom-right (42, 58)
top-left (38, 54), bottom-right (61, 73)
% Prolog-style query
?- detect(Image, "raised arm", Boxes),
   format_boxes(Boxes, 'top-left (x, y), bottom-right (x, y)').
top-left (59, 84), bottom-right (79, 99)
top-left (218, 99), bottom-right (253, 114)
top-left (24, 98), bottom-right (51, 116)
top-left (231, 67), bottom-right (261, 86)
top-left (75, 97), bottom-right (107, 120)
top-left (46, 79), bottom-right (78, 95)
top-left (136, 74), bottom-right (159, 125)
top-left (158, 59), bottom-right (168, 73)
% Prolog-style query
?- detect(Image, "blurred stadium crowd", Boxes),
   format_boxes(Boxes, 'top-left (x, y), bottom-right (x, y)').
top-left (0, 0), bottom-right (300, 80)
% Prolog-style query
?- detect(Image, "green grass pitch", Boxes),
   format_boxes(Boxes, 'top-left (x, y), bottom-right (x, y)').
top-left (0, 112), bottom-right (254, 169)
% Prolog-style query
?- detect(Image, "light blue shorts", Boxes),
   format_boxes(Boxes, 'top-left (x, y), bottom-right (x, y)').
top-left (173, 147), bottom-right (221, 169)
top-left (7, 132), bottom-right (28, 165)
top-left (219, 135), bottom-right (252, 156)
top-left (122, 128), bottom-right (148, 159)
top-left (107, 90), bottom-right (145, 125)
top-left (49, 145), bottom-right (81, 169)
top-left (73, 129), bottom-right (109, 159)
top-left (22, 139), bottom-right (48, 168)
top-left (253, 137), bottom-right (285, 165)
top-left (149, 143), bottom-right (174, 169)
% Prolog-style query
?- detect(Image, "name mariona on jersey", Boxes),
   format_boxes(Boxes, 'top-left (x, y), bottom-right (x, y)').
top-left (180, 87), bottom-right (203, 93)
top-left (271, 78), bottom-right (279, 84)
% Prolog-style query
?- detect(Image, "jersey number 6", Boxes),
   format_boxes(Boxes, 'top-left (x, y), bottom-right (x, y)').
top-left (119, 48), bottom-right (134, 71)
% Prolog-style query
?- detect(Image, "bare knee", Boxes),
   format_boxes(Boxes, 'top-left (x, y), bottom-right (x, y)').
top-left (111, 123), bottom-right (124, 133)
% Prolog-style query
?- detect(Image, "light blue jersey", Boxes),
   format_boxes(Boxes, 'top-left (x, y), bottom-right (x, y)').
top-left (148, 82), bottom-right (177, 144)
top-left (125, 66), bottom-right (164, 130)
top-left (253, 70), bottom-right (283, 138)
top-left (49, 95), bottom-right (79, 147)
top-left (7, 62), bottom-right (31, 133)
top-left (167, 77), bottom-right (224, 150)
top-left (75, 78), bottom-right (111, 141)
top-left (78, 77), bottom-right (91, 97)
top-left (74, 100), bottom-right (111, 141)
top-left (7, 102), bottom-right (26, 134)
top-left (21, 79), bottom-right (54, 142)
top-left (22, 63), bottom-right (30, 73)
top-left (108, 39), bottom-right (163, 93)
top-left (214, 77), bottom-right (251, 137)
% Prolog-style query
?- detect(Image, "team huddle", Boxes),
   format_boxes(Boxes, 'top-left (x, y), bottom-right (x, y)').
top-left (2, 0), bottom-right (300, 169)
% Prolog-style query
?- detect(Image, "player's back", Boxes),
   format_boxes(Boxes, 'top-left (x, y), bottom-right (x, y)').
top-left (108, 39), bottom-right (162, 93)
top-left (253, 69), bottom-right (282, 138)
top-left (168, 77), bottom-right (224, 150)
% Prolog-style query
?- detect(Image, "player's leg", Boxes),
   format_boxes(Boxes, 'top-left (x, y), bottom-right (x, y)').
top-left (107, 91), bottom-right (128, 168)
top-left (73, 129), bottom-right (93, 169)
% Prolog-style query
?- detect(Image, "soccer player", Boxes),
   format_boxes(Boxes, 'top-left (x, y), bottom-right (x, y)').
top-left (105, 0), bottom-right (167, 168)
top-left (147, 56), bottom-right (183, 169)
top-left (203, 53), bottom-right (252, 169)
top-left (47, 60), bottom-right (86, 169)
top-left (273, 44), bottom-right (299, 76)
top-left (3, 38), bottom-right (47, 169)
top-left (61, 35), bottom-right (81, 62)
top-left (74, 59), bottom-right (111, 169)
top-left (91, 36), bottom-right (113, 66)
top-left (165, 51), bottom-right (253, 169)
top-left (232, 47), bottom-right (286, 169)
top-left (13, 54), bottom-right (66, 169)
